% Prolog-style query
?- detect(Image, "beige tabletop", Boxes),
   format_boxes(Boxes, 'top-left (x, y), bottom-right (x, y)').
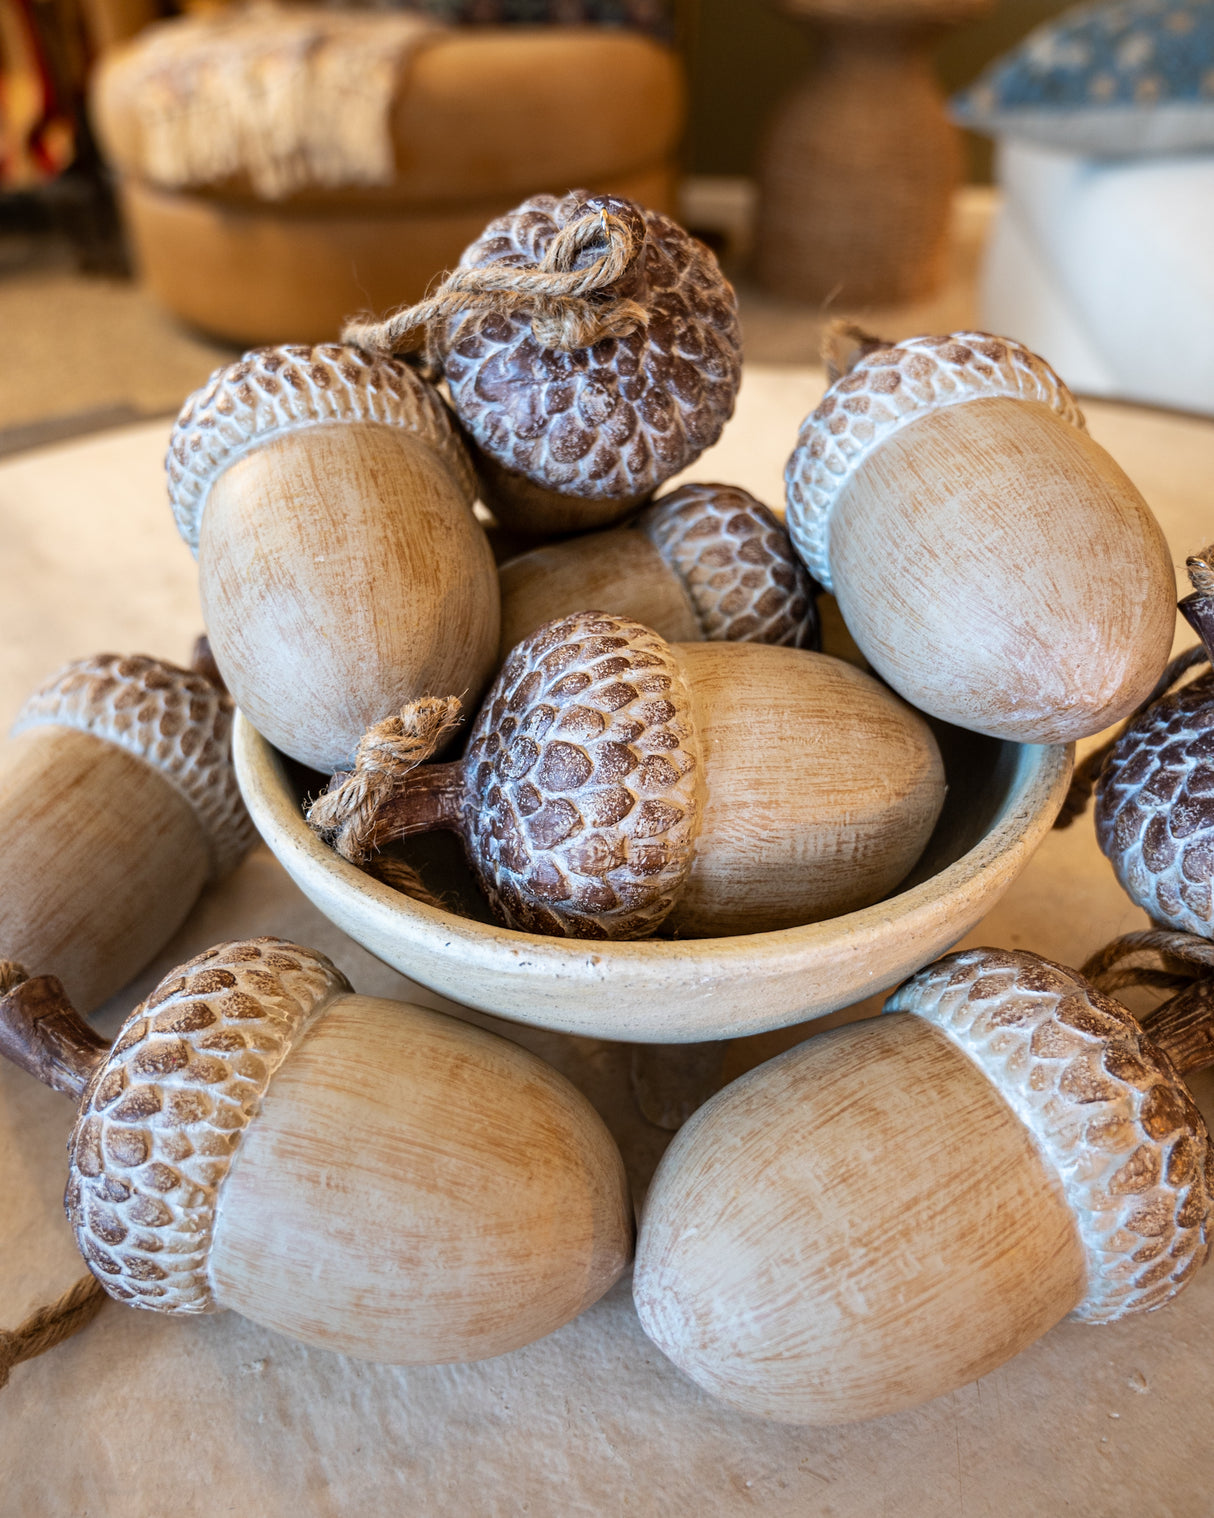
top-left (1, 366), bottom-right (1213, 1517)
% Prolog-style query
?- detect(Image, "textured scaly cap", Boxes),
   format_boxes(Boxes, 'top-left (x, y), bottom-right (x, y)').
top-left (459, 611), bottom-right (703, 939)
top-left (639, 483), bottom-right (818, 648)
top-left (66, 938), bottom-right (349, 1313)
top-left (785, 331), bottom-right (1085, 589)
top-left (1095, 670), bottom-right (1214, 936)
top-left (166, 342), bottom-right (476, 555)
top-left (887, 947), bottom-right (1213, 1322)
top-left (12, 653), bottom-right (256, 880)
top-left (439, 192), bottom-right (742, 505)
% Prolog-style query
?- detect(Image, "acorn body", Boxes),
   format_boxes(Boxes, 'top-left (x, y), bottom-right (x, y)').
top-left (199, 421), bottom-right (498, 771)
top-left (498, 519), bottom-right (701, 658)
top-left (667, 643), bottom-right (944, 935)
top-left (496, 483), bottom-right (818, 662)
top-left (0, 728), bottom-right (207, 1012)
top-left (786, 333), bottom-right (1175, 743)
top-left (65, 940), bottom-right (632, 1364)
top-left (635, 1014), bottom-right (1086, 1424)
top-left (635, 948), bottom-right (1213, 1425)
top-left (312, 612), bottom-right (946, 941)
top-left (169, 344), bottom-right (498, 772)
top-left (209, 993), bottom-right (630, 1362)
top-left (3, 654), bottom-right (254, 1012)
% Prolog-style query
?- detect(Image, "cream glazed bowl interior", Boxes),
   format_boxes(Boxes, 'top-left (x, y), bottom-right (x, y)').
top-left (234, 713), bottom-right (1072, 1043)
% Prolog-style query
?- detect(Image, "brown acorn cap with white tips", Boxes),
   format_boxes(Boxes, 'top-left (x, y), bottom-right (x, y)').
top-left (0, 936), bottom-right (632, 1364)
top-left (1093, 545), bottom-right (1214, 936)
top-left (167, 342), bottom-right (499, 773)
top-left (637, 484), bottom-right (818, 646)
top-left (495, 482), bottom-right (819, 666)
top-left (634, 941), bottom-right (1214, 1427)
top-left (783, 327), bottom-right (1175, 744)
top-left (1, 651), bottom-right (256, 1011)
top-left (308, 610), bottom-right (946, 939)
top-left (343, 191), bottom-right (743, 539)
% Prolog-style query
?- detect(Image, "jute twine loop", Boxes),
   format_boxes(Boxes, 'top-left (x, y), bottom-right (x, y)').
top-left (0, 1273), bottom-right (107, 1390)
top-left (0, 959), bottom-right (29, 995)
top-left (307, 696), bottom-right (464, 908)
top-left (1082, 929), bottom-right (1214, 997)
top-left (1054, 643), bottom-right (1211, 830)
top-left (341, 206), bottom-right (649, 365)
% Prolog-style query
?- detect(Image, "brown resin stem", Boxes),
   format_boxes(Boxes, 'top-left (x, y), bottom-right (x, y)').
top-left (0, 974), bottom-right (110, 1098)
top-left (369, 761), bottom-right (466, 840)
top-left (1141, 979), bottom-right (1214, 1076)
top-left (190, 632), bottom-right (226, 693)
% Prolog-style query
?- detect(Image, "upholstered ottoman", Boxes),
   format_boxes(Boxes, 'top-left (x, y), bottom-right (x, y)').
top-left (92, 14), bottom-right (684, 343)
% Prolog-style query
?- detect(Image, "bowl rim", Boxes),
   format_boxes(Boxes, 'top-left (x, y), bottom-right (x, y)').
top-left (234, 714), bottom-right (1074, 1042)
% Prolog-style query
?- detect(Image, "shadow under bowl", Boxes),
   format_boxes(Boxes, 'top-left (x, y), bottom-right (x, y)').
top-left (234, 714), bottom-right (1072, 1044)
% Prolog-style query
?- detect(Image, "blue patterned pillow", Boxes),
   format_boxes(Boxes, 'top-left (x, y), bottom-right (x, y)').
top-left (953, 1), bottom-right (1214, 155)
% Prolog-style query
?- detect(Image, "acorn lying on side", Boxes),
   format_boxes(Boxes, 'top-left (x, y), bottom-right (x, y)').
top-left (167, 343), bottom-right (499, 772)
top-left (635, 945), bottom-right (1213, 1425)
top-left (0, 938), bottom-right (632, 1365)
top-left (0, 651), bottom-right (254, 1012)
top-left (308, 610), bottom-right (946, 939)
top-left (496, 483), bottom-right (818, 662)
top-left (785, 329), bottom-right (1175, 743)
top-left (344, 192), bottom-right (743, 538)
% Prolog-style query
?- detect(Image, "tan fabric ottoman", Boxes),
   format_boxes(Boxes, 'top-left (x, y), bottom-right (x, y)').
top-left (92, 22), bottom-right (685, 343)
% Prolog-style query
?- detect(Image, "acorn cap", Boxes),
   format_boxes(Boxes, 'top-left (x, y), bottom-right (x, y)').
top-left (887, 947), bottom-right (1214, 1322)
top-left (1095, 670), bottom-right (1214, 936)
top-left (439, 191), bottom-right (742, 503)
top-left (12, 653), bottom-right (257, 881)
top-left (785, 332), bottom-right (1086, 589)
top-left (638, 483), bottom-right (818, 648)
top-left (166, 342), bottom-right (476, 555)
top-left (66, 938), bottom-right (349, 1313)
top-left (460, 611), bottom-right (703, 938)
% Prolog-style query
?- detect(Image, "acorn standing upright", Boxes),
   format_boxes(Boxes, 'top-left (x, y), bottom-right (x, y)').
top-left (167, 342), bottom-right (500, 772)
top-left (0, 652), bottom-right (255, 1011)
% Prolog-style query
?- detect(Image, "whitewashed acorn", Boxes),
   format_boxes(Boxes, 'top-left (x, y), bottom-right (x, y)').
top-left (167, 342), bottom-right (499, 772)
top-left (635, 945), bottom-right (1214, 1426)
top-left (308, 610), bottom-right (946, 939)
top-left (344, 192), bottom-right (743, 538)
top-left (0, 652), bottom-right (254, 1012)
top-left (496, 482), bottom-right (819, 662)
top-left (784, 330), bottom-right (1175, 743)
top-left (1095, 547), bottom-right (1214, 935)
top-left (0, 938), bottom-right (631, 1364)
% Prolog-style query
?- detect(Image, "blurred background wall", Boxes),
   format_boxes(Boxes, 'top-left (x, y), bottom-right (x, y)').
top-left (679, 0), bottom-right (1075, 181)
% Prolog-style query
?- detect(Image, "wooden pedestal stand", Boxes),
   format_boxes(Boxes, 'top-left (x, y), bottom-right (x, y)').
top-left (756, 0), bottom-right (992, 306)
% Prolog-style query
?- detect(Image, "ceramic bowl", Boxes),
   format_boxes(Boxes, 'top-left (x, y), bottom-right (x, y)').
top-left (234, 713), bottom-right (1072, 1043)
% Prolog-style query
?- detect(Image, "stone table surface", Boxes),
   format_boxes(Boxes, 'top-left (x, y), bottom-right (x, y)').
top-left (1, 366), bottom-right (1213, 1517)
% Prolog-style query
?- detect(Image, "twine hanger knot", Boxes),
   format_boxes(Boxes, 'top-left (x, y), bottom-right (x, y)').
top-left (342, 204), bottom-right (649, 366)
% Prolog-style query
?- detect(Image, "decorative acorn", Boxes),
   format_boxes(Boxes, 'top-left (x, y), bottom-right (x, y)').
top-left (496, 483), bottom-right (818, 663)
top-left (308, 611), bottom-right (946, 940)
top-left (343, 192), bottom-right (743, 539)
top-left (0, 652), bottom-right (254, 1012)
top-left (784, 329), bottom-right (1175, 743)
top-left (167, 342), bottom-right (499, 772)
top-left (1095, 546), bottom-right (1214, 936)
top-left (635, 943), bottom-right (1214, 1426)
top-left (0, 938), bottom-right (631, 1365)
